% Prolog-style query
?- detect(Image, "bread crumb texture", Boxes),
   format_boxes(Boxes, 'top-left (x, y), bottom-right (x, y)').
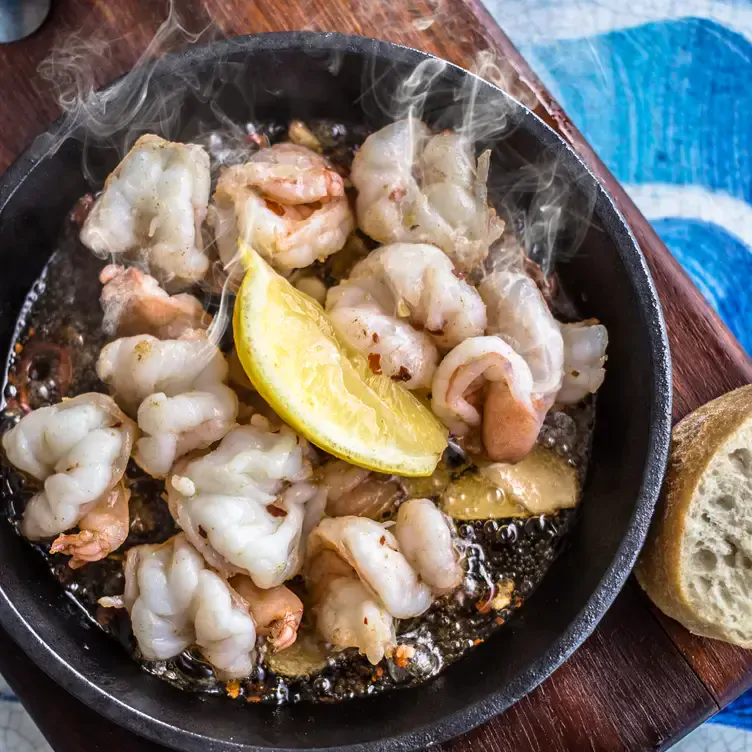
top-left (636, 385), bottom-right (752, 647)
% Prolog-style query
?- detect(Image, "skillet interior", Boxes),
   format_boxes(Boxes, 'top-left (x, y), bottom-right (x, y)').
top-left (0, 32), bottom-right (671, 752)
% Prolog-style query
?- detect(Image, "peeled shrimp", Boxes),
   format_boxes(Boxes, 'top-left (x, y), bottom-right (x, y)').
top-left (50, 482), bottom-right (130, 569)
top-left (306, 549), bottom-right (396, 665)
top-left (479, 271), bottom-right (564, 397)
top-left (393, 498), bottom-right (462, 594)
top-left (557, 320), bottom-right (609, 405)
top-left (167, 417), bottom-right (319, 589)
top-left (231, 576), bottom-right (303, 652)
top-left (317, 460), bottom-right (403, 520)
top-left (235, 143), bottom-right (344, 205)
top-left (308, 516), bottom-right (433, 619)
top-left (96, 334), bottom-right (238, 477)
top-left (326, 283), bottom-right (439, 389)
top-left (210, 143), bottom-right (354, 273)
top-left (101, 534), bottom-right (257, 678)
top-left (80, 135), bottom-right (211, 286)
top-left (351, 120), bottom-right (504, 272)
top-left (2, 393), bottom-right (137, 546)
top-left (431, 336), bottom-right (548, 463)
top-left (325, 243), bottom-right (485, 387)
top-left (99, 264), bottom-right (208, 339)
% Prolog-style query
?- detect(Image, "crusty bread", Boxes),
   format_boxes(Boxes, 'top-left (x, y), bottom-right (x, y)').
top-left (636, 385), bottom-right (752, 647)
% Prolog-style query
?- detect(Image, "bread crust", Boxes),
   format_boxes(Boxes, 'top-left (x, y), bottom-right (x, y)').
top-left (635, 384), bottom-right (752, 646)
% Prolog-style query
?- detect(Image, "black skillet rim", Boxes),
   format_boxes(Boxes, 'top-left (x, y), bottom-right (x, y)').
top-left (0, 31), bottom-right (672, 752)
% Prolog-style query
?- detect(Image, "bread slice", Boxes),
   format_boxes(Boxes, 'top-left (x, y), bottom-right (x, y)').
top-left (635, 385), bottom-right (752, 647)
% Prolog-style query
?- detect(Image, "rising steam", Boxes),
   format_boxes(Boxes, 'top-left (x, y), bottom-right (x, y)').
top-left (36, 0), bottom-right (596, 338)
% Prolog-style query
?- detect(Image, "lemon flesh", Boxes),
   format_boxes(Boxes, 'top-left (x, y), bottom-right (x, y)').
top-left (233, 244), bottom-right (448, 476)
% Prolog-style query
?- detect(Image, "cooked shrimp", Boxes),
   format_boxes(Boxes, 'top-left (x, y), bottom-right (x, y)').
top-left (557, 320), bottom-right (609, 405)
top-left (325, 243), bottom-right (485, 387)
top-left (431, 336), bottom-right (548, 463)
top-left (231, 577), bottom-right (303, 652)
top-left (479, 271), bottom-right (564, 397)
top-left (101, 534), bottom-right (257, 679)
top-left (237, 143), bottom-right (344, 205)
top-left (99, 265), bottom-right (208, 339)
top-left (210, 144), bottom-right (354, 273)
top-left (50, 482), bottom-right (130, 569)
top-left (167, 418), bottom-right (318, 588)
top-left (96, 334), bottom-right (238, 477)
top-left (351, 120), bottom-right (504, 272)
top-left (308, 516), bottom-right (433, 619)
top-left (317, 459), bottom-right (403, 519)
top-left (2, 393), bottom-right (137, 543)
top-left (340, 244), bottom-right (487, 350)
top-left (80, 135), bottom-right (211, 286)
top-left (306, 549), bottom-right (396, 665)
top-left (393, 498), bottom-right (462, 594)
top-left (326, 283), bottom-right (439, 389)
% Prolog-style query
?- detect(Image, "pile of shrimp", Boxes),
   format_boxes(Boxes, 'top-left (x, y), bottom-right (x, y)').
top-left (0, 117), bottom-right (608, 685)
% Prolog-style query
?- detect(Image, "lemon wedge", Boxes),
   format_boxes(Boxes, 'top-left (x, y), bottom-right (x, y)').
top-left (233, 243), bottom-right (448, 476)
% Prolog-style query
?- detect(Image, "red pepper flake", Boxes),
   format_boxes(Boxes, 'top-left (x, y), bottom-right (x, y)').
top-left (473, 638), bottom-right (484, 646)
top-left (368, 353), bottom-right (382, 374)
top-left (225, 680), bottom-right (241, 698)
top-left (451, 268), bottom-right (466, 280)
top-left (267, 504), bottom-right (288, 518)
top-left (391, 366), bottom-right (411, 382)
top-left (363, 617), bottom-right (369, 625)
top-left (69, 194), bottom-right (95, 226)
top-left (495, 617), bottom-right (504, 625)
top-left (475, 600), bottom-right (491, 614)
top-left (375, 666), bottom-right (384, 678)
top-left (264, 199), bottom-right (286, 217)
top-left (379, 535), bottom-right (386, 545)
top-left (372, 332), bottom-right (380, 343)
top-left (388, 187), bottom-right (406, 201)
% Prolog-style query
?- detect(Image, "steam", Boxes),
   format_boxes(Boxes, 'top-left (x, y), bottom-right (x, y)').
top-left (36, 0), bottom-right (597, 343)
top-left (35, 1), bottom-right (221, 181)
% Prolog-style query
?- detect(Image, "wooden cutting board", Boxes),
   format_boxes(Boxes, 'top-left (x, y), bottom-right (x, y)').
top-left (1, 1), bottom-right (751, 750)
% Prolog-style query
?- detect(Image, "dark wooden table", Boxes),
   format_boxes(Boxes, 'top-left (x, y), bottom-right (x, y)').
top-left (1, 1), bottom-right (752, 750)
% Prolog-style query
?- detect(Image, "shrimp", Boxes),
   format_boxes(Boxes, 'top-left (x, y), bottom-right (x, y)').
top-left (326, 283), bottom-right (439, 390)
top-left (235, 143), bottom-right (344, 205)
top-left (100, 534), bottom-right (257, 679)
top-left (307, 516), bottom-right (433, 619)
top-left (317, 460), bottom-right (403, 520)
top-left (431, 336), bottom-right (548, 463)
top-left (50, 482), bottom-right (130, 569)
top-left (350, 119), bottom-right (504, 272)
top-left (325, 243), bottom-right (486, 387)
top-left (99, 264), bottom-right (209, 339)
top-left (2, 393), bottom-right (137, 545)
top-left (557, 320), bottom-right (609, 405)
top-left (210, 143), bottom-right (354, 273)
top-left (80, 135), bottom-right (211, 286)
top-left (393, 498), bottom-right (462, 595)
top-left (479, 271), bottom-right (564, 397)
top-left (167, 417), bottom-right (318, 589)
top-left (231, 576), bottom-right (303, 652)
top-left (96, 334), bottom-right (238, 477)
top-left (306, 549), bottom-right (396, 665)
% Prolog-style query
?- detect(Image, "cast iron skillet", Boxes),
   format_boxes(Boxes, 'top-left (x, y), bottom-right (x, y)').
top-left (0, 31), bottom-right (671, 752)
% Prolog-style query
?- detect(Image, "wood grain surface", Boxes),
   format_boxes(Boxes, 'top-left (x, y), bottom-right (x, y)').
top-left (1, 0), bottom-right (751, 750)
